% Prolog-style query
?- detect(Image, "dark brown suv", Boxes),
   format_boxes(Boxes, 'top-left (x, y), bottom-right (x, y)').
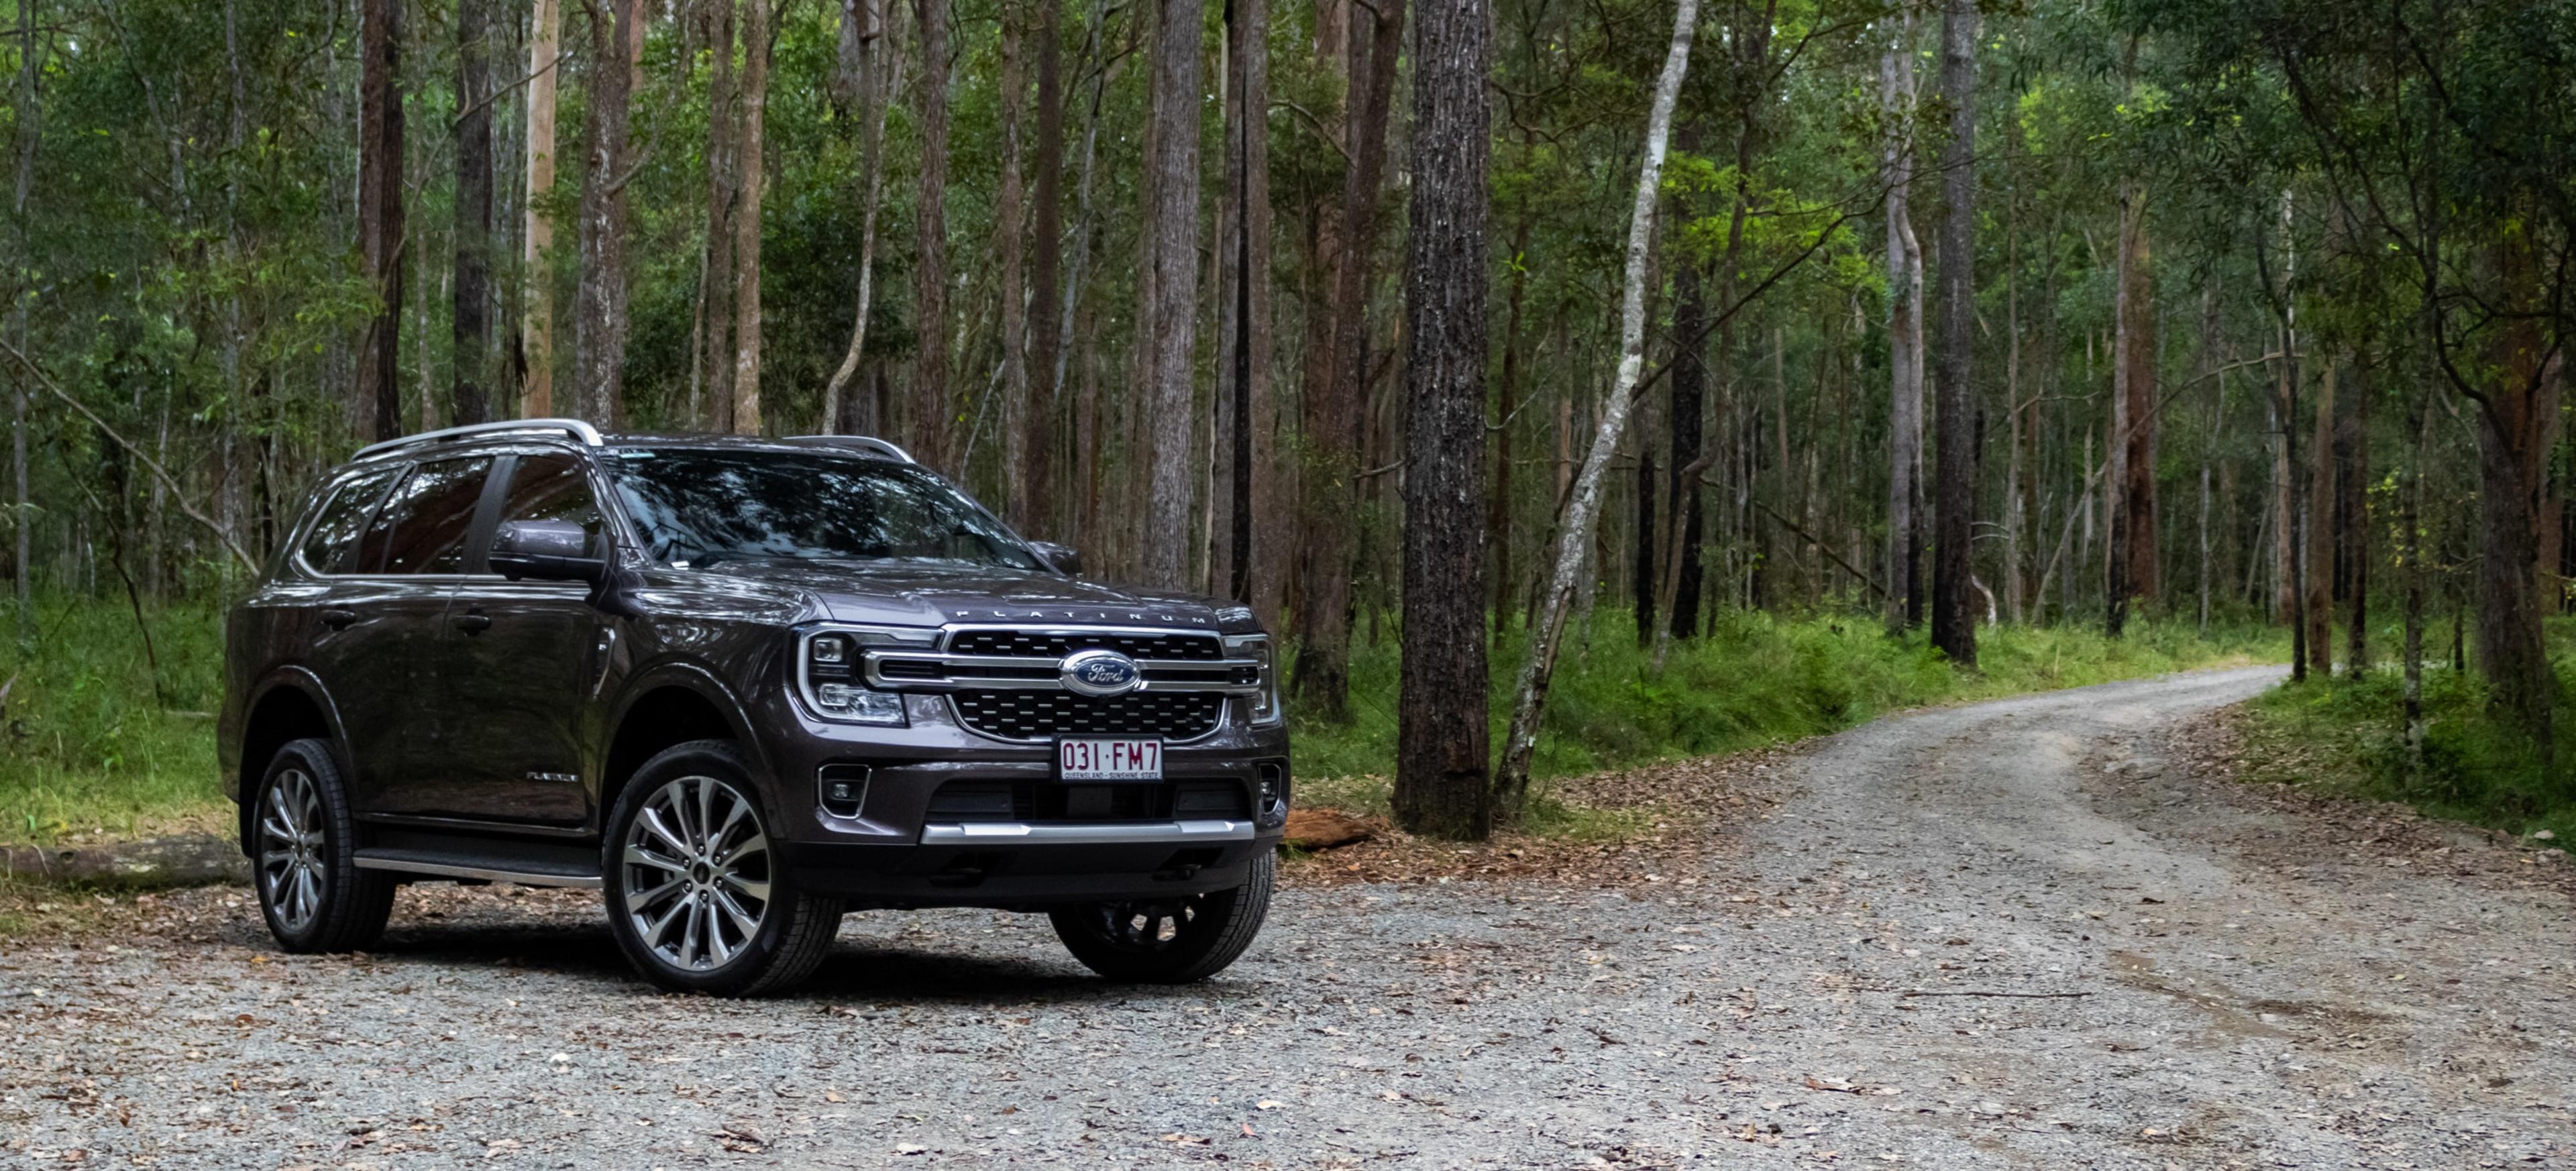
top-left (220, 419), bottom-right (1288, 995)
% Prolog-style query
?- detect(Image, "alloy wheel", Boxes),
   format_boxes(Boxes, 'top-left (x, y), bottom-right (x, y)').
top-left (258, 769), bottom-right (327, 934)
top-left (620, 775), bottom-right (773, 971)
top-left (1087, 900), bottom-right (1200, 952)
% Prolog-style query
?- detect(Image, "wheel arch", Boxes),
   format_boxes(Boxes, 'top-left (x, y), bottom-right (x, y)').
top-left (599, 664), bottom-right (767, 822)
top-left (235, 671), bottom-right (345, 853)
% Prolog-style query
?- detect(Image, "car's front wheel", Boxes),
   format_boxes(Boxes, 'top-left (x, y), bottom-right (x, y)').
top-left (252, 738), bottom-right (396, 953)
top-left (1049, 850), bottom-right (1274, 983)
top-left (602, 741), bottom-right (843, 996)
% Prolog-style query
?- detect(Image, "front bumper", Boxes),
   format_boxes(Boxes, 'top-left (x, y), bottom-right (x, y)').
top-left (754, 689), bottom-right (1291, 910)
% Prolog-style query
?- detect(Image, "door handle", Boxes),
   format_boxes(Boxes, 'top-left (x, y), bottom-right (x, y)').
top-left (320, 608), bottom-right (358, 630)
top-left (455, 611), bottom-right (492, 635)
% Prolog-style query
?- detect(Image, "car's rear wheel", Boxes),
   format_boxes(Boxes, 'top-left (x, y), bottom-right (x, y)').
top-left (252, 738), bottom-right (396, 953)
top-left (1049, 850), bottom-right (1274, 983)
top-left (602, 740), bottom-right (843, 996)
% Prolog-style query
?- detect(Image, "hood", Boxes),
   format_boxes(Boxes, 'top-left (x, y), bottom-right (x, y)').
top-left (686, 560), bottom-right (1256, 633)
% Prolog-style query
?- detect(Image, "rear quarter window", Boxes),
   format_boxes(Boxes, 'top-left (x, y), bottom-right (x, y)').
top-left (295, 467), bottom-right (402, 575)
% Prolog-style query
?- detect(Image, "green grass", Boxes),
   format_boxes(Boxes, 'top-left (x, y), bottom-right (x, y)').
top-left (0, 592), bottom-right (2290, 846)
top-left (1294, 610), bottom-right (2289, 818)
top-left (2242, 623), bottom-right (2576, 845)
top-left (0, 595), bottom-right (228, 844)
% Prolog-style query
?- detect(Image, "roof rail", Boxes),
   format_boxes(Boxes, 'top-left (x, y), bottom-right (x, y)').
top-left (354, 418), bottom-right (605, 460)
top-left (782, 434), bottom-right (917, 463)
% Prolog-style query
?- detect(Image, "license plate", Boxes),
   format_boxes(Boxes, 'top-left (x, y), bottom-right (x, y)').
top-left (1057, 738), bottom-right (1163, 781)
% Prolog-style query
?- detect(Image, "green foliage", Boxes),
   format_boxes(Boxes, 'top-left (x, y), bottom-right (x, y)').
top-left (0, 595), bottom-right (226, 843)
top-left (2244, 629), bottom-right (2576, 843)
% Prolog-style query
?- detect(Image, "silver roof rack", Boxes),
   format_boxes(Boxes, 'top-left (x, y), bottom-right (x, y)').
top-left (782, 434), bottom-right (917, 463)
top-left (354, 417), bottom-right (605, 460)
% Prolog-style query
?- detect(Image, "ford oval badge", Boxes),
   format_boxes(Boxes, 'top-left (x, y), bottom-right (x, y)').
top-left (1059, 648), bottom-right (1144, 697)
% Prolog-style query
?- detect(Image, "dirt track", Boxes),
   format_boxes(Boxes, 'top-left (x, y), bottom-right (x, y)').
top-left (7, 665), bottom-right (2573, 1169)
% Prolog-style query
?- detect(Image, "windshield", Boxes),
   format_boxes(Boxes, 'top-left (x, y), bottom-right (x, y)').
top-left (605, 448), bottom-right (1042, 570)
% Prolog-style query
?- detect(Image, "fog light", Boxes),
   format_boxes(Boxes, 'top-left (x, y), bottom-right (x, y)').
top-left (819, 764), bottom-right (871, 816)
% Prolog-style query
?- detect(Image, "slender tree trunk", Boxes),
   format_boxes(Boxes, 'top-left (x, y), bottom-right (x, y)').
top-left (2107, 182), bottom-right (2154, 634)
top-left (1137, 0), bottom-right (1203, 588)
top-left (823, 0), bottom-right (900, 437)
top-left (9, 0), bottom-right (34, 640)
top-left (731, 0), bottom-right (771, 435)
top-left (912, 0), bottom-right (953, 468)
top-left (1880, 14), bottom-right (1922, 636)
top-left (453, 0), bottom-right (494, 425)
top-left (1393, 0), bottom-right (1490, 840)
top-left (1490, 209), bottom-right (1532, 636)
top-left (1223, 0), bottom-right (1272, 602)
top-left (1928, 0), bottom-right (1978, 666)
top-left (359, 0), bottom-right (407, 440)
top-left (698, 0), bottom-right (739, 429)
top-left (1495, 0), bottom-right (1697, 814)
top-left (2404, 396), bottom-right (2430, 773)
top-left (523, 0), bottom-right (561, 417)
top-left (998, 5), bottom-right (1030, 522)
top-left (1026, 0), bottom-right (1063, 531)
top-left (2306, 359), bottom-right (2334, 673)
top-left (1287, 0), bottom-right (1399, 718)
top-left (2343, 369), bottom-right (2369, 675)
top-left (572, 0), bottom-right (639, 426)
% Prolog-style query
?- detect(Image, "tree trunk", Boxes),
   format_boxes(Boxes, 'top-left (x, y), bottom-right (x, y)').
top-left (697, 0), bottom-right (739, 429)
top-left (523, 0), bottom-right (561, 418)
top-left (731, 0), bottom-right (771, 435)
top-left (823, 0), bottom-right (900, 438)
top-left (2342, 368), bottom-right (2369, 675)
top-left (2107, 182), bottom-right (2154, 634)
top-left (2404, 396), bottom-right (2430, 773)
top-left (9, 0), bottom-right (34, 638)
top-left (453, 0), bottom-right (494, 425)
top-left (572, 0), bottom-right (639, 426)
top-left (1880, 15), bottom-right (1922, 637)
top-left (1495, 0), bottom-right (1698, 815)
top-left (1026, 0), bottom-right (1063, 532)
top-left (2306, 359), bottom-right (2334, 673)
top-left (1928, 0), bottom-right (1978, 667)
top-left (1137, 0), bottom-right (1203, 589)
top-left (911, 0), bottom-right (953, 468)
top-left (1223, 0), bottom-right (1272, 603)
top-left (1287, 0), bottom-right (1399, 718)
top-left (1393, 0), bottom-right (1490, 840)
top-left (359, 0), bottom-right (406, 440)
top-left (998, 5), bottom-right (1030, 523)
top-left (1490, 209), bottom-right (1532, 636)
top-left (2474, 225), bottom-right (2555, 754)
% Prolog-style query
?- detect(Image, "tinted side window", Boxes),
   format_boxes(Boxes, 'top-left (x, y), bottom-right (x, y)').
top-left (297, 467), bottom-right (401, 574)
top-left (496, 451), bottom-right (604, 540)
top-left (358, 456), bottom-right (495, 574)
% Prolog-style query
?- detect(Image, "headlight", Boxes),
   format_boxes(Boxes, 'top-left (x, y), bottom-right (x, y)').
top-left (798, 625), bottom-right (934, 726)
top-left (1224, 633), bottom-right (1283, 726)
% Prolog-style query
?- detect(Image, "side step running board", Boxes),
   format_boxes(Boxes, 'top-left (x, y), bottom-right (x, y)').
top-left (354, 850), bottom-right (602, 890)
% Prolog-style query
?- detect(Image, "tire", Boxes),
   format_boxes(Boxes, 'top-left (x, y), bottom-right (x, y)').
top-left (601, 740), bottom-right (843, 997)
top-left (1049, 849), bottom-right (1275, 983)
top-left (251, 738), bottom-right (396, 954)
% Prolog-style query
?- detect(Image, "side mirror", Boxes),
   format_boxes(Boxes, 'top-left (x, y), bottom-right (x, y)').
top-left (1030, 541), bottom-right (1083, 576)
top-left (490, 520), bottom-right (609, 584)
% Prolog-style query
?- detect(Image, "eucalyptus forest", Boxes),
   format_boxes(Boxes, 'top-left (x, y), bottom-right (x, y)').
top-left (1, 0), bottom-right (2571, 842)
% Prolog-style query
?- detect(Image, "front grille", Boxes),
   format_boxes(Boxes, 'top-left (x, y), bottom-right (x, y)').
top-left (947, 628), bottom-right (1223, 661)
top-left (926, 780), bottom-right (1250, 823)
top-left (951, 689), bottom-right (1226, 741)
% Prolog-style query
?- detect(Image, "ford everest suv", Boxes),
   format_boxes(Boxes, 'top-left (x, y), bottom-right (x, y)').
top-left (220, 419), bottom-right (1288, 995)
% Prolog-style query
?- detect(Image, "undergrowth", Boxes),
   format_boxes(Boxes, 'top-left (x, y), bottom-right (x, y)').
top-left (2243, 629), bottom-right (2576, 845)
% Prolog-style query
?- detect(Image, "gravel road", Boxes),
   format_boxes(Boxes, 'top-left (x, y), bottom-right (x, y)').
top-left (8, 665), bottom-right (2574, 1170)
